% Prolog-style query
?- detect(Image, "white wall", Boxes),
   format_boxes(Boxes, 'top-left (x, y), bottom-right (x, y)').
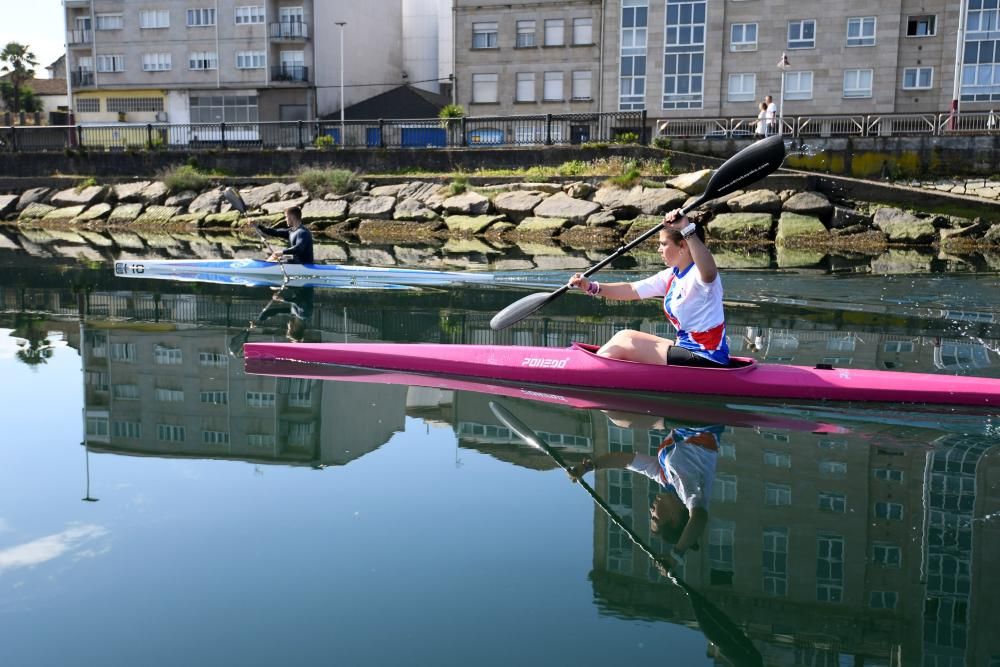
top-left (437, 0), bottom-right (454, 94)
top-left (402, 0), bottom-right (441, 94)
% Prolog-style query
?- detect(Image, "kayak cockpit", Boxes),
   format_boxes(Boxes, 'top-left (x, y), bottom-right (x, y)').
top-left (569, 341), bottom-right (756, 370)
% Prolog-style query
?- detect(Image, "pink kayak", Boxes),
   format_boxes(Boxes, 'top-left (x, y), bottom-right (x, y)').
top-left (245, 357), bottom-right (848, 433)
top-left (242, 341), bottom-right (1000, 407)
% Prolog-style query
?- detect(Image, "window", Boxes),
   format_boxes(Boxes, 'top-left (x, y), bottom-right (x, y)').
top-left (471, 73), bottom-right (498, 103)
top-left (765, 483), bottom-right (791, 506)
top-left (572, 70), bottom-right (592, 99)
top-left (96, 13), bottom-right (124, 30)
top-left (843, 68), bottom-right (873, 98)
top-left (875, 501), bottom-right (903, 520)
top-left (96, 55), bottom-right (125, 73)
top-left (190, 95), bottom-right (258, 122)
top-left (154, 345), bottom-right (182, 365)
top-left (157, 424), bottom-right (185, 442)
top-left (764, 450), bottom-right (790, 468)
top-left (906, 15), bottom-right (936, 37)
top-left (200, 391), bottom-right (228, 405)
top-left (872, 542), bottom-right (901, 567)
top-left (236, 51), bottom-right (266, 69)
top-left (869, 591), bottom-right (898, 609)
top-left (112, 421), bottom-right (142, 439)
top-left (86, 417), bottom-right (108, 437)
top-left (246, 391), bottom-right (276, 408)
top-left (818, 438), bottom-right (848, 451)
top-left (762, 528), bottom-right (788, 596)
top-left (730, 22), bottom-right (757, 51)
top-left (544, 71), bottom-right (564, 100)
top-left (516, 20), bottom-right (536, 47)
top-left (199, 351), bottom-right (229, 367)
top-left (516, 72), bottom-right (535, 101)
top-left (189, 51), bottom-right (218, 70)
top-left (472, 22), bottom-right (498, 49)
top-left (816, 534), bottom-right (844, 602)
top-left (874, 468), bottom-right (904, 482)
top-left (620, 0), bottom-right (648, 110)
top-left (884, 340), bottom-right (914, 353)
top-left (76, 98), bottom-right (99, 113)
top-left (788, 19), bottom-right (816, 49)
top-left (286, 379), bottom-right (312, 408)
top-left (818, 492), bottom-right (846, 513)
top-left (113, 384), bottom-right (139, 401)
top-left (712, 473), bottom-right (737, 502)
top-left (573, 17), bottom-right (593, 44)
top-left (155, 387), bottom-right (185, 402)
top-left (784, 71), bottom-right (814, 100)
top-left (847, 17), bottom-right (876, 46)
top-left (248, 433), bottom-right (275, 448)
top-left (708, 519), bottom-right (735, 576)
top-left (235, 6), bottom-right (265, 24)
top-left (819, 460), bottom-right (847, 476)
top-left (187, 8), bottom-right (216, 27)
top-left (903, 66), bottom-right (933, 89)
top-left (108, 97), bottom-right (164, 112)
top-left (545, 19), bottom-right (565, 46)
top-left (727, 73), bottom-right (755, 101)
top-left (140, 10), bottom-right (170, 29)
top-left (110, 342), bottom-right (135, 361)
top-left (663, 0), bottom-right (706, 109)
top-left (142, 54), bottom-right (172, 72)
top-left (202, 430), bottom-right (230, 445)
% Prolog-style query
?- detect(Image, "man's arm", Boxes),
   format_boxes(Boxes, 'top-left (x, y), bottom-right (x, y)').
top-left (257, 225), bottom-right (289, 240)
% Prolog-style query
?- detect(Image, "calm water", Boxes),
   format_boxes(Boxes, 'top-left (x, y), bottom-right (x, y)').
top-left (2, 255), bottom-right (999, 667)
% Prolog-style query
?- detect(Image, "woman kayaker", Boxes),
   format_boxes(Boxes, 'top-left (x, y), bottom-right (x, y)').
top-left (568, 209), bottom-right (729, 367)
top-left (568, 415), bottom-right (720, 555)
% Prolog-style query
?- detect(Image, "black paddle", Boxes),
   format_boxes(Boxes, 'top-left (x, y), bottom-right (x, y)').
top-left (489, 134), bottom-right (786, 331)
top-left (489, 401), bottom-right (763, 667)
top-left (223, 186), bottom-right (291, 285)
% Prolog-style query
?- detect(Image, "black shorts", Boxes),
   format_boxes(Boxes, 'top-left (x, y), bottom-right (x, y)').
top-left (667, 345), bottom-right (725, 368)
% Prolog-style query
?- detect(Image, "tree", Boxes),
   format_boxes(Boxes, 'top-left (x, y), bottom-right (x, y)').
top-left (0, 42), bottom-right (39, 117)
top-left (0, 81), bottom-right (42, 114)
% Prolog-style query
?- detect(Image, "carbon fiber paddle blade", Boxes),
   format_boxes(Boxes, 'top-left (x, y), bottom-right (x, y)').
top-left (489, 290), bottom-right (561, 330)
top-left (702, 134), bottom-right (785, 200)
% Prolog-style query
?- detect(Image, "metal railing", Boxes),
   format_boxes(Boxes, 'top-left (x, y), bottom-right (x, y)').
top-left (269, 21), bottom-right (308, 40)
top-left (66, 29), bottom-right (93, 45)
top-left (270, 65), bottom-right (309, 82)
top-left (70, 69), bottom-right (94, 87)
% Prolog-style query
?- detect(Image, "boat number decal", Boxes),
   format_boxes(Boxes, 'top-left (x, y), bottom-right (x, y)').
top-left (115, 262), bottom-right (144, 274)
top-left (521, 357), bottom-right (569, 369)
top-left (521, 389), bottom-right (569, 402)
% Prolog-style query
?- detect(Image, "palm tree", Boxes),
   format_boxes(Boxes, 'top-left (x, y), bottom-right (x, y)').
top-left (0, 42), bottom-right (39, 117)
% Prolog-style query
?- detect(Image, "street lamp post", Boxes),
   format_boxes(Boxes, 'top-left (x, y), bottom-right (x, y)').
top-left (777, 52), bottom-right (790, 136)
top-left (336, 21), bottom-right (346, 145)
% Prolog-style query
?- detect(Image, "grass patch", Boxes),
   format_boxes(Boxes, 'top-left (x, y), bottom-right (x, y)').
top-left (295, 166), bottom-right (357, 197)
top-left (158, 164), bottom-right (212, 193)
top-left (449, 175), bottom-right (469, 195)
top-left (74, 177), bottom-right (97, 192)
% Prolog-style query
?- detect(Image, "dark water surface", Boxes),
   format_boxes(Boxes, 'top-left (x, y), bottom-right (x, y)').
top-left (1, 258), bottom-right (999, 667)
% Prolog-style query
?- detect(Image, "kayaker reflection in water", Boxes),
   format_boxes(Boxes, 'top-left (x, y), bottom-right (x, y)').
top-left (568, 416), bottom-right (721, 557)
top-left (254, 206), bottom-right (314, 264)
top-left (568, 209), bottom-right (729, 367)
top-left (254, 286), bottom-right (314, 342)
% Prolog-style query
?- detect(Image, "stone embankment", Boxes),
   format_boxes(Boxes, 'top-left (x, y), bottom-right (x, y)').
top-left (2, 170), bottom-right (999, 254)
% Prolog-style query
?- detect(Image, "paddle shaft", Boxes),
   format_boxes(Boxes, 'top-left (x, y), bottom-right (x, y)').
top-left (225, 187), bottom-right (291, 285)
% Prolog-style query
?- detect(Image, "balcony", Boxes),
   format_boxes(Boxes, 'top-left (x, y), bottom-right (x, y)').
top-left (271, 65), bottom-right (309, 83)
top-left (71, 69), bottom-right (95, 87)
top-left (269, 21), bottom-right (309, 40)
top-left (67, 29), bottom-right (93, 46)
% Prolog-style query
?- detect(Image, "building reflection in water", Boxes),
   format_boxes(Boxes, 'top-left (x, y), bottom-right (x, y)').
top-left (5, 282), bottom-right (998, 666)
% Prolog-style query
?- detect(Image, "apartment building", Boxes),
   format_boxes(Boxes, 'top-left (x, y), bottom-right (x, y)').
top-left (454, 1), bottom-right (995, 125)
top-left (63, 0), bottom-right (316, 125)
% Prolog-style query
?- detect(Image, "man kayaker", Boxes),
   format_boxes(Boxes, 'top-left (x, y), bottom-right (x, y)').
top-left (568, 209), bottom-right (729, 367)
top-left (254, 206), bottom-right (314, 264)
top-left (568, 417), bottom-right (720, 556)
top-left (254, 285), bottom-right (314, 343)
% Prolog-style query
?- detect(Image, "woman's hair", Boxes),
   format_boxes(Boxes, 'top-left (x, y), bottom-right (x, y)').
top-left (760, 101), bottom-right (767, 110)
top-left (663, 223), bottom-right (706, 245)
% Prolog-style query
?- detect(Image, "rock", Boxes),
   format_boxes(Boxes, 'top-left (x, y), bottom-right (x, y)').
top-left (393, 246), bottom-right (436, 265)
top-left (204, 211), bottom-right (242, 226)
top-left (262, 196), bottom-right (309, 214)
top-left (592, 187), bottom-right (641, 218)
top-left (0, 232), bottom-right (19, 250)
top-left (133, 205), bottom-right (181, 226)
top-left (783, 191), bottom-right (833, 220)
top-left (392, 198), bottom-right (438, 222)
top-left (939, 220), bottom-right (989, 241)
top-left (534, 192), bottom-right (601, 223)
top-left (640, 187), bottom-right (687, 215)
top-left (513, 216), bottom-right (570, 236)
top-left (493, 190), bottom-right (544, 222)
top-left (313, 244), bottom-right (349, 263)
top-left (73, 203), bottom-right (113, 222)
top-left (18, 202), bottom-right (56, 221)
top-left (586, 211), bottom-right (618, 227)
top-left (349, 195), bottom-right (396, 219)
top-left (565, 182), bottom-right (595, 199)
top-left (983, 224), bottom-right (1000, 244)
top-left (171, 212), bottom-right (209, 228)
top-left (872, 207), bottom-right (919, 228)
top-left (442, 238), bottom-right (502, 255)
top-left (532, 254), bottom-right (591, 271)
top-left (398, 181), bottom-right (441, 202)
top-left (78, 231), bottom-right (114, 246)
top-left (707, 213), bottom-right (774, 241)
top-left (140, 181), bottom-right (169, 204)
top-left (727, 189), bottom-right (782, 214)
top-left (775, 212), bottom-right (828, 245)
top-left (281, 182), bottom-right (306, 199)
top-left (108, 204), bottom-right (144, 225)
top-left (188, 188), bottom-right (223, 213)
top-left (108, 231), bottom-right (145, 249)
top-left (112, 181), bottom-right (153, 202)
top-left (16, 187), bottom-right (51, 211)
top-left (165, 190), bottom-right (198, 207)
top-left (241, 183), bottom-right (283, 209)
top-left (775, 246), bottom-right (826, 268)
top-left (50, 185), bottom-right (107, 207)
top-left (442, 191), bottom-right (491, 215)
top-left (0, 194), bottom-right (19, 218)
top-left (873, 207), bottom-right (936, 243)
top-left (351, 247), bottom-right (396, 265)
top-left (42, 205), bottom-right (87, 223)
top-left (871, 249), bottom-right (934, 274)
top-left (518, 182), bottom-right (563, 194)
top-left (830, 206), bottom-right (871, 230)
top-left (713, 247), bottom-right (772, 269)
top-left (493, 258), bottom-right (536, 271)
top-left (302, 199), bottom-right (348, 222)
top-left (666, 169), bottom-right (712, 194)
top-left (443, 215), bottom-right (506, 234)
top-left (370, 183), bottom-right (407, 197)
